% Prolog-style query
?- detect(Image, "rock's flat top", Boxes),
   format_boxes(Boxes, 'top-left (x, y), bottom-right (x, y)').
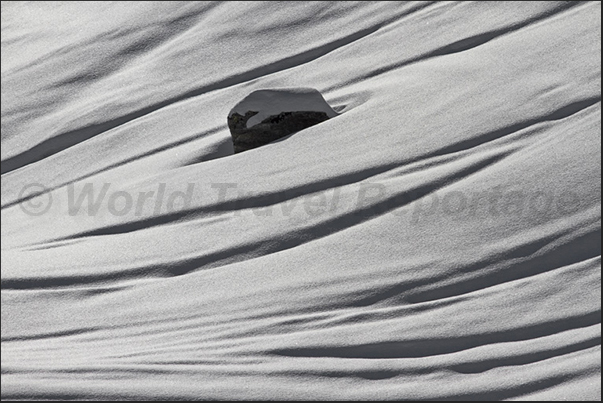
top-left (228, 88), bottom-right (338, 128)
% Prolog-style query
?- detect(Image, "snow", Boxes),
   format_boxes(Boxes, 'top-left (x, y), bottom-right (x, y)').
top-left (1, 1), bottom-right (601, 401)
top-left (228, 88), bottom-right (338, 128)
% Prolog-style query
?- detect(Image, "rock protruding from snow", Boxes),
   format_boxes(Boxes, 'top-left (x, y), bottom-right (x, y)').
top-left (228, 88), bottom-right (337, 153)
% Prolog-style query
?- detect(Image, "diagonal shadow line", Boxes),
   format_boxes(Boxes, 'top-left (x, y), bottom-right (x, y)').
top-left (326, 1), bottom-right (588, 90)
top-left (0, 2), bottom-right (436, 176)
top-left (1, 126), bottom-right (224, 210)
top-left (2, 152), bottom-right (509, 289)
top-left (20, 96), bottom-right (597, 244)
top-left (271, 310), bottom-right (601, 359)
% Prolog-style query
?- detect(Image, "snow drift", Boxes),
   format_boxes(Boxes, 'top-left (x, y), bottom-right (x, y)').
top-left (1, 1), bottom-right (601, 400)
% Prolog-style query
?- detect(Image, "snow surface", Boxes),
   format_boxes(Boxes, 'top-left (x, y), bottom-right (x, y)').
top-left (228, 88), bottom-right (338, 128)
top-left (1, 1), bottom-right (601, 401)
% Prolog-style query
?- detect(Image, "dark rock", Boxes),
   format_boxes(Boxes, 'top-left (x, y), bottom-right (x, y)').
top-left (227, 88), bottom-right (337, 153)
top-left (228, 110), bottom-right (331, 153)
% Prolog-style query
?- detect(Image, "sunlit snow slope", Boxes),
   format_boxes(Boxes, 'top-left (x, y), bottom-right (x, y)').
top-left (1, 1), bottom-right (601, 400)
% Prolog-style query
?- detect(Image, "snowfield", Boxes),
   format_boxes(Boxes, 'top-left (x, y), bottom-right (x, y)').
top-left (1, 1), bottom-right (601, 400)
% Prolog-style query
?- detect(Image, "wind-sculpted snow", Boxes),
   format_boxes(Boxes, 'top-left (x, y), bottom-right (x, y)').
top-left (1, 1), bottom-right (601, 400)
